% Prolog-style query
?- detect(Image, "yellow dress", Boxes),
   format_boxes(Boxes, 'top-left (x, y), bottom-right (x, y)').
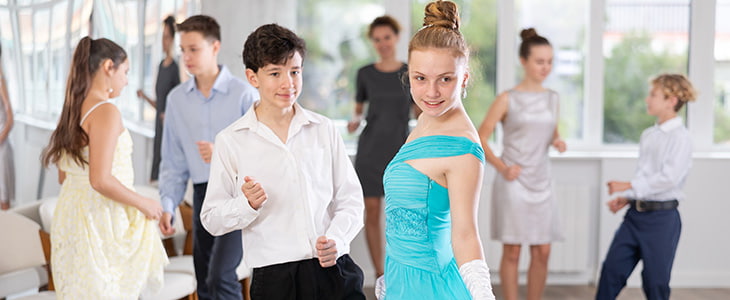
top-left (51, 129), bottom-right (168, 299)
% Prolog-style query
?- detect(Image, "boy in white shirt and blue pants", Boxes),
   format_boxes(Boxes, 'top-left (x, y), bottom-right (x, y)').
top-left (597, 74), bottom-right (697, 300)
top-left (200, 23), bottom-right (366, 300)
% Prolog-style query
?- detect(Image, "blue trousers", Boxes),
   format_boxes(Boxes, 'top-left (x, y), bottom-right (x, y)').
top-left (596, 206), bottom-right (681, 300)
top-left (193, 182), bottom-right (243, 300)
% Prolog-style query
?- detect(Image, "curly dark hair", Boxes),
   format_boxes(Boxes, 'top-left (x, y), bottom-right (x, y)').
top-left (242, 24), bottom-right (306, 72)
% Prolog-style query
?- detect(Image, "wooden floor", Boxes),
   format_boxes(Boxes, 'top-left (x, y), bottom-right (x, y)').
top-left (363, 285), bottom-right (730, 299)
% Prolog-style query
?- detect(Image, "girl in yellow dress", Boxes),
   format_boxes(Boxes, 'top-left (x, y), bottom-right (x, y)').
top-left (41, 37), bottom-right (168, 299)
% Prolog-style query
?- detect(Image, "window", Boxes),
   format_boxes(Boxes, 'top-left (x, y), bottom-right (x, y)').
top-left (296, 0), bottom-right (385, 143)
top-left (0, 0), bottom-right (197, 127)
top-left (602, 0), bottom-right (689, 144)
top-left (714, 0), bottom-right (730, 145)
top-left (411, 0), bottom-right (498, 125)
top-left (138, 0), bottom-right (196, 123)
top-left (515, 0), bottom-right (586, 142)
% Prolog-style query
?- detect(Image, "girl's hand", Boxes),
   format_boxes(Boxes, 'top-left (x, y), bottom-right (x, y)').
top-left (501, 165), bottom-right (521, 181)
top-left (139, 197), bottom-right (163, 220)
top-left (552, 138), bottom-right (566, 153)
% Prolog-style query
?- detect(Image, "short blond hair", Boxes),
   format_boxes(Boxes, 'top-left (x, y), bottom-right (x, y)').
top-left (651, 74), bottom-right (697, 112)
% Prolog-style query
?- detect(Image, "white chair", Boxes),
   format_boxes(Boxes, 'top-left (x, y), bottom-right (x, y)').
top-left (0, 211), bottom-right (54, 299)
top-left (38, 195), bottom-right (198, 300)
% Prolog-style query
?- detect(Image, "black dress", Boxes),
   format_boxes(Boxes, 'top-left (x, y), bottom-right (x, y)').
top-left (354, 63), bottom-right (411, 197)
top-left (151, 59), bottom-right (180, 181)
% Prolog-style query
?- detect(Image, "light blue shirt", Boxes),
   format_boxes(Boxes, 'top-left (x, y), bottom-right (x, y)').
top-left (159, 65), bottom-right (258, 214)
top-left (623, 116), bottom-right (693, 201)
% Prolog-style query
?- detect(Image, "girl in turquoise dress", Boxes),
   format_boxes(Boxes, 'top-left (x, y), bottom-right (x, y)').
top-left (380, 1), bottom-right (495, 299)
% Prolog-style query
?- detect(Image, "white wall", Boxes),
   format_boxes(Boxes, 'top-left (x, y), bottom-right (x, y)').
top-left (200, 0), bottom-right (297, 80)
top-left (344, 153), bottom-right (730, 287)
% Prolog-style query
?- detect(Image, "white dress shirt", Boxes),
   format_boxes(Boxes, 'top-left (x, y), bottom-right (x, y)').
top-left (623, 116), bottom-right (692, 201)
top-left (200, 102), bottom-right (364, 268)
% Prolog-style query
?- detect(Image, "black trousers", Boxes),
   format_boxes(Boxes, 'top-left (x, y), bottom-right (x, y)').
top-left (250, 255), bottom-right (366, 300)
top-left (193, 182), bottom-right (244, 300)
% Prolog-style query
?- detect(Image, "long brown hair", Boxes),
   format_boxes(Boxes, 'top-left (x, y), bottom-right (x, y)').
top-left (42, 37), bottom-right (127, 168)
top-left (409, 0), bottom-right (468, 61)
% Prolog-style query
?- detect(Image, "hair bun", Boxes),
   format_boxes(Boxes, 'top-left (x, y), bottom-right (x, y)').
top-left (520, 28), bottom-right (539, 41)
top-left (423, 0), bottom-right (460, 31)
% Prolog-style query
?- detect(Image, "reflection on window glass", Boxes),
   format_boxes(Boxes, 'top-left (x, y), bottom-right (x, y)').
top-left (0, 0), bottom-right (196, 126)
top-left (603, 0), bottom-right (689, 143)
top-left (0, 0), bottom-right (92, 119)
top-left (714, 0), bottom-right (730, 145)
top-left (297, 0), bottom-right (384, 143)
top-left (515, 0), bottom-right (585, 142)
top-left (411, 0), bottom-right (497, 126)
top-left (95, 0), bottom-right (142, 121)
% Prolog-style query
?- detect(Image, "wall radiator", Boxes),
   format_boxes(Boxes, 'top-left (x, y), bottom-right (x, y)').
top-left (484, 183), bottom-right (592, 273)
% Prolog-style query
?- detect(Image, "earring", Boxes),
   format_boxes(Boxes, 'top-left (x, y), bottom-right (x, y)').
top-left (461, 87), bottom-right (467, 99)
top-left (108, 88), bottom-right (114, 93)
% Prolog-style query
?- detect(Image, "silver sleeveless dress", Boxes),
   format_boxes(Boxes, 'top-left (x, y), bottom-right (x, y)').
top-left (0, 95), bottom-right (14, 205)
top-left (490, 89), bottom-right (564, 244)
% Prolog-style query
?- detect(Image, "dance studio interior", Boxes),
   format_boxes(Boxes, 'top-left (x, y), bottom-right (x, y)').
top-left (1, 0), bottom-right (729, 299)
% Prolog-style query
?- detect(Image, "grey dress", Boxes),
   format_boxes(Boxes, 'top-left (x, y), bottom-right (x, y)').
top-left (0, 94), bottom-right (14, 205)
top-left (354, 63), bottom-right (411, 197)
top-left (491, 89), bottom-right (564, 244)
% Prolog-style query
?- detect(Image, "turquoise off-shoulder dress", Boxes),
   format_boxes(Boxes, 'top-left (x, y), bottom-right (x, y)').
top-left (383, 135), bottom-right (485, 299)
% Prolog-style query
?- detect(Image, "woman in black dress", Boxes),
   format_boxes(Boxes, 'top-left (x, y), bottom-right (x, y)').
top-left (348, 15), bottom-right (417, 279)
top-left (137, 15), bottom-right (181, 182)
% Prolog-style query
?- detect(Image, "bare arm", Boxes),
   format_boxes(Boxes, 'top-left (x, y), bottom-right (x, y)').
top-left (477, 92), bottom-right (510, 174)
top-left (57, 169), bottom-right (66, 185)
top-left (347, 102), bottom-right (365, 133)
top-left (447, 154), bottom-right (486, 266)
top-left (136, 90), bottom-right (157, 108)
top-left (85, 104), bottom-right (162, 219)
top-left (0, 65), bottom-right (13, 144)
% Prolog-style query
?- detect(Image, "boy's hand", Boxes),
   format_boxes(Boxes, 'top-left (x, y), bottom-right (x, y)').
top-left (242, 176), bottom-right (267, 210)
top-left (500, 165), bottom-right (521, 181)
top-left (196, 141), bottom-right (214, 163)
top-left (607, 181), bottom-right (631, 195)
top-left (316, 236), bottom-right (338, 268)
top-left (158, 212), bottom-right (175, 236)
top-left (552, 138), bottom-right (567, 153)
top-left (607, 197), bottom-right (629, 214)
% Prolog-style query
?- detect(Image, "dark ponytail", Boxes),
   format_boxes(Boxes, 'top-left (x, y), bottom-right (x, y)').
top-left (42, 37), bottom-right (127, 168)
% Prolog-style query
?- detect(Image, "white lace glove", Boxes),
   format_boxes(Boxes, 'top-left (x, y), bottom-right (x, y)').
top-left (459, 259), bottom-right (496, 300)
top-left (375, 275), bottom-right (386, 299)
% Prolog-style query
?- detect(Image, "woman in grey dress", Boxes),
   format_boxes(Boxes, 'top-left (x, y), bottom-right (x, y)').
top-left (137, 16), bottom-right (181, 182)
top-left (477, 28), bottom-right (566, 300)
top-left (0, 43), bottom-right (14, 210)
top-left (347, 15), bottom-right (415, 279)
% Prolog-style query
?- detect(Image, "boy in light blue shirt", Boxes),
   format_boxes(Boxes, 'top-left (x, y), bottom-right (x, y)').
top-left (158, 15), bottom-right (257, 300)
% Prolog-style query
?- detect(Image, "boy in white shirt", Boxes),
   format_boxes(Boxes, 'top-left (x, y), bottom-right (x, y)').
top-left (200, 23), bottom-right (366, 300)
top-left (597, 74), bottom-right (697, 300)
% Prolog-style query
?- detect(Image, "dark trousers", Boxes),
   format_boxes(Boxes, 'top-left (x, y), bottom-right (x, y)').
top-left (250, 255), bottom-right (366, 300)
top-left (596, 207), bottom-right (682, 300)
top-left (193, 182), bottom-right (243, 300)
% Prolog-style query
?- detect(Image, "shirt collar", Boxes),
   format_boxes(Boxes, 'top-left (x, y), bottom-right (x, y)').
top-left (231, 101), bottom-right (320, 132)
top-left (657, 116), bottom-right (683, 133)
top-left (184, 65), bottom-right (232, 95)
